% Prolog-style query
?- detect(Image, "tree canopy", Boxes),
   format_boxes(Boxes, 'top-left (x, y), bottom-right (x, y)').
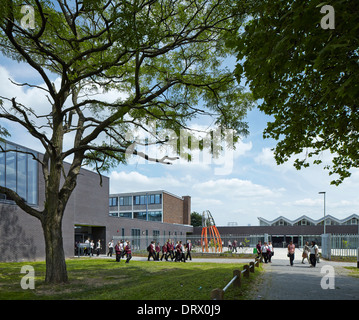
top-left (232, 0), bottom-right (359, 185)
top-left (0, 0), bottom-right (252, 283)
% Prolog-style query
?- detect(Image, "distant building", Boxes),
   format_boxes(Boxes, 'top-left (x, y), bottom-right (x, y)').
top-left (107, 191), bottom-right (192, 249)
top-left (192, 214), bottom-right (359, 248)
top-left (258, 214), bottom-right (359, 227)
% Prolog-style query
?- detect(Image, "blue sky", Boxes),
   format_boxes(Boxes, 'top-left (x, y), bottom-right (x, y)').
top-left (1, 53), bottom-right (359, 227)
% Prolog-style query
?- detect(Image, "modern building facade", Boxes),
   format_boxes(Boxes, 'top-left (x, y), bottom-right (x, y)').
top-left (107, 191), bottom-right (192, 250)
top-left (0, 140), bottom-right (192, 262)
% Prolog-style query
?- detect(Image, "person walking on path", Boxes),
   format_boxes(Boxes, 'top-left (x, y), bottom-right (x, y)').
top-left (268, 241), bottom-right (274, 263)
top-left (261, 242), bottom-right (269, 263)
top-left (287, 241), bottom-right (295, 266)
top-left (309, 241), bottom-right (319, 267)
top-left (302, 241), bottom-right (310, 264)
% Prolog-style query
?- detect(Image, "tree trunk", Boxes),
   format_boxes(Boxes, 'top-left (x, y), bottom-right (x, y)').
top-left (42, 211), bottom-right (68, 283)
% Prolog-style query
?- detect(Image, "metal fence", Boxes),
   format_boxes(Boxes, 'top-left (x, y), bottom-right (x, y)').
top-left (321, 234), bottom-right (359, 259)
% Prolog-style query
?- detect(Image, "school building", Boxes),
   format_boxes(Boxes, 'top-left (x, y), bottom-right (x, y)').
top-left (0, 140), bottom-right (192, 262)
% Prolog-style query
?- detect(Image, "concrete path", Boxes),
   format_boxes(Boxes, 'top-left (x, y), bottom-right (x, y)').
top-left (248, 248), bottom-right (359, 300)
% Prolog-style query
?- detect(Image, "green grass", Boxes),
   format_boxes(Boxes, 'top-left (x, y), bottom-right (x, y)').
top-left (0, 258), bottom-right (262, 300)
top-left (344, 266), bottom-right (359, 278)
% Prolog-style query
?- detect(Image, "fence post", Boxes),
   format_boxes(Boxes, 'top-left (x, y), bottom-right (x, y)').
top-left (243, 264), bottom-right (250, 278)
top-left (249, 261), bottom-right (255, 273)
top-left (211, 288), bottom-right (224, 300)
top-left (233, 270), bottom-right (241, 288)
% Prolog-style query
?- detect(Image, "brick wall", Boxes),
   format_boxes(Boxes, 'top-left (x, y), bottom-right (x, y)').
top-left (163, 192), bottom-right (184, 224)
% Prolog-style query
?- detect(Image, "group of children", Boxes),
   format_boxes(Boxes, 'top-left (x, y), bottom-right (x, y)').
top-left (108, 239), bottom-right (193, 264)
top-left (255, 240), bottom-right (274, 263)
top-left (147, 239), bottom-right (193, 262)
top-left (113, 240), bottom-right (132, 263)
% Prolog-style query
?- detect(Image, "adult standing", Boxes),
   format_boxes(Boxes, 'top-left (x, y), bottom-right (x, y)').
top-left (309, 241), bottom-right (319, 267)
top-left (287, 240), bottom-right (295, 266)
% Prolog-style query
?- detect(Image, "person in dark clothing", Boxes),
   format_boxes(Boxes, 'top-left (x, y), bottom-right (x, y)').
top-left (125, 240), bottom-right (132, 263)
top-left (185, 240), bottom-right (192, 261)
top-left (115, 241), bottom-right (122, 262)
top-left (147, 241), bottom-right (156, 261)
top-left (160, 243), bottom-right (168, 261)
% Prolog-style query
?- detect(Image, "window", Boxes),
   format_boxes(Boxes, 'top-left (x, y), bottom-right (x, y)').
top-left (134, 195), bottom-right (146, 205)
top-left (5, 147), bottom-right (16, 192)
top-left (27, 153), bottom-right (38, 205)
top-left (0, 142), bottom-right (38, 205)
top-left (119, 196), bottom-right (131, 206)
top-left (17, 148), bottom-right (27, 200)
top-left (155, 194), bottom-right (161, 204)
top-left (134, 211), bottom-right (147, 220)
top-left (119, 212), bottom-right (132, 218)
top-left (109, 197), bottom-right (118, 207)
top-left (148, 211), bottom-right (162, 222)
top-left (109, 212), bottom-right (119, 217)
top-left (148, 194), bottom-right (162, 204)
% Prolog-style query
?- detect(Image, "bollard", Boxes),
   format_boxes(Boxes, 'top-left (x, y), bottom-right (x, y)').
top-left (233, 270), bottom-right (241, 288)
top-left (243, 265), bottom-right (250, 278)
top-left (249, 261), bottom-right (255, 273)
top-left (211, 288), bottom-right (224, 300)
top-left (357, 247), bottom-right (359, 268)
top-left (255, 259), bottom-right (259, 267)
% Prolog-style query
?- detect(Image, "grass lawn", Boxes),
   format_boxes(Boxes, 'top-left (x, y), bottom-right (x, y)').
top-left (344, 266), bottom-right (359, 278)
top-left (0, 258), bottom-right (261, 300)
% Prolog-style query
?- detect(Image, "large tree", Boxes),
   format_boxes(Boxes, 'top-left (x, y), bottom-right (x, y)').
top-left (232, 0), bottom-right (359, 185)
top-left (0, 0), bottom-right (251, 283)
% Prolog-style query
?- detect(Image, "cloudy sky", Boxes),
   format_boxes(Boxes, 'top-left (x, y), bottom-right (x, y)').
top-left (1, 53), bottom-right (358, 227)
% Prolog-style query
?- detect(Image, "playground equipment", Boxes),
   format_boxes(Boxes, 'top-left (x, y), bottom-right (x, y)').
top-left (201, 210), bottom-right (223, 253)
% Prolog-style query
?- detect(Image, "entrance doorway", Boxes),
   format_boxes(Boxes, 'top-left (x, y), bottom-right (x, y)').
top-left (74, 225), bottom-right (106, 254)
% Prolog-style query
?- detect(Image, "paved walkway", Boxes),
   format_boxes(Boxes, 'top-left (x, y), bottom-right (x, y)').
top-left (248, 248), bottom-right (359, 300)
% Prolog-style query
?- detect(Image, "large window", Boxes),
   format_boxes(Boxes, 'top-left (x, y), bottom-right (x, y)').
top-left (109, 197), bottom-right (118, 207)
top-left (134, 193), bottom-right (162, 205)
top-left (134, 211), bottom-right (147, 220)
top-left (119, 212), bottom-right (132, 218)
top-left (148, 211), bottom-right (162, 222)
top-left (134, 195), bottom-right (146, 205)
top-left (119, 196), bottom-right (131, 206)
top-left (149, 194), bottom-right (162, 204)
top-left (0, 141), bottom-right (38, 205)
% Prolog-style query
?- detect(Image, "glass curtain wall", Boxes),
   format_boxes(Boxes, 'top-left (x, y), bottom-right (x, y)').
top-left (0, 141), bottom-right (38, 205)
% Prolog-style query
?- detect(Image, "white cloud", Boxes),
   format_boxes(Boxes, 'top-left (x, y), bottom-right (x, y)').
top-left (109, 170), bottom-right (186, 194)
top-left (194, 178), bottom-right (276, 198)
